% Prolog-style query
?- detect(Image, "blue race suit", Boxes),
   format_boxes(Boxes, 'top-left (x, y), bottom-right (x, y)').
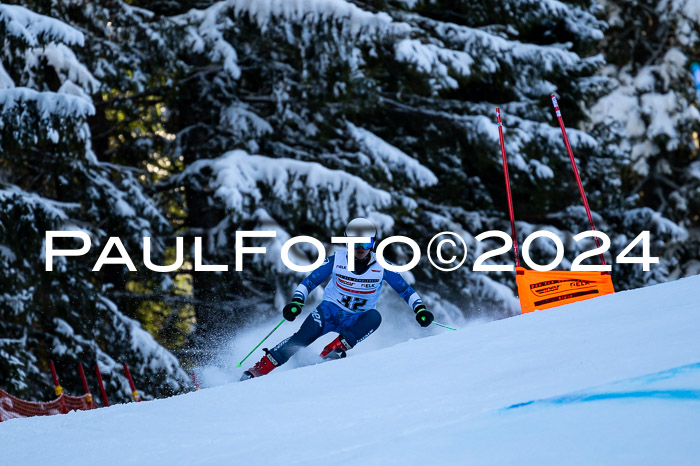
top-left (268, 250), bottom-right (423, 365)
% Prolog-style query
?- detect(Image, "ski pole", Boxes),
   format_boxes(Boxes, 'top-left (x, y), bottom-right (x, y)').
top-left (432, 321), bottom-right (458, 331)
top-left (236, 318), bottom-right (286, 367)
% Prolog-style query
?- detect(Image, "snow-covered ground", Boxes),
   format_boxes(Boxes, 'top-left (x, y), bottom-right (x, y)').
top-left (2, 275), bottom-right (699, 465)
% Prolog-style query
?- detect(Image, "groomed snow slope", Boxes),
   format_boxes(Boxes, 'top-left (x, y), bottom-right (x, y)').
top-left (3, 275), bottom-right (700, 465)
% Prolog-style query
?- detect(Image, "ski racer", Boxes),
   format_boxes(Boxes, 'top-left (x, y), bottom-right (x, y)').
top-left (241, 218), bottom-right (434, 380)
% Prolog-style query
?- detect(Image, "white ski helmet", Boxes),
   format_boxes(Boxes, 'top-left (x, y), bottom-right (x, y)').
top-left (344, 217), bottom-right (377, 249)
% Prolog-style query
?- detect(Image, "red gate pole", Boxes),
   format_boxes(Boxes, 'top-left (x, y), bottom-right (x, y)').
top-left (496, 107), bottom-right (520, 267)
top-left (550, 94), bottom-right (606, 266)
top-left (192, 371), bottom-right (200, 391)
top-left (95, 364), bottom-right (110, 407)
top-left (77, 363), bottom-right (94, 408)
top-left (49, 361), bottom-right (67, 414)
top-left (123, 363), bottom-right (141, 402)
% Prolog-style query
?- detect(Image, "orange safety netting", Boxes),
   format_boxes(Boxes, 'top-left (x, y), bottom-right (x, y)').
top-left (516, 267), bottom-right (615, 314)
top-left (0, 387), bottom-right (97, 422)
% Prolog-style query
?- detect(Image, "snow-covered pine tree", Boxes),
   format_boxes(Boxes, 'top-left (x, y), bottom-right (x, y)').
top-left (159, 1), bottom-right (408, 354)
top-left (351, 0), bottom-right (610, 318)
top-left (158, 0), bottom-right (608, 356)
top-left (0, 4), bottom-right (189, 400)
top-left (589, 0), bottom-right (700, 287)
top-left (25, 0), bottom-right (198, 353)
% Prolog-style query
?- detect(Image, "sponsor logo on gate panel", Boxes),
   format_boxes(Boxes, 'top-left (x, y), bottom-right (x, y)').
top-left (530, 279), bottom-right (596, 297)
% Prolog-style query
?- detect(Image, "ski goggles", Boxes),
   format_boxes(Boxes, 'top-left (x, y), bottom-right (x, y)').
top-left (354, 238), bottom-right (375, 250)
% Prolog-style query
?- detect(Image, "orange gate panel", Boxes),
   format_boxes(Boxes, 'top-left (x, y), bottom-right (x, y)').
top-left (516, 266), bottom-right (615, 314)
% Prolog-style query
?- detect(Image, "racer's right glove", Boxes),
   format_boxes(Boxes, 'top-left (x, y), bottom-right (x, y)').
top-left (283, 298), bottom-right (305, 321)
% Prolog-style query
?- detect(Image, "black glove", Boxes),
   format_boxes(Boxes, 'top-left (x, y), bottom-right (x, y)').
top-left (414, 304), bottom-right (434, 327)
top-left (283, 299), bottom-right (305, 321)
